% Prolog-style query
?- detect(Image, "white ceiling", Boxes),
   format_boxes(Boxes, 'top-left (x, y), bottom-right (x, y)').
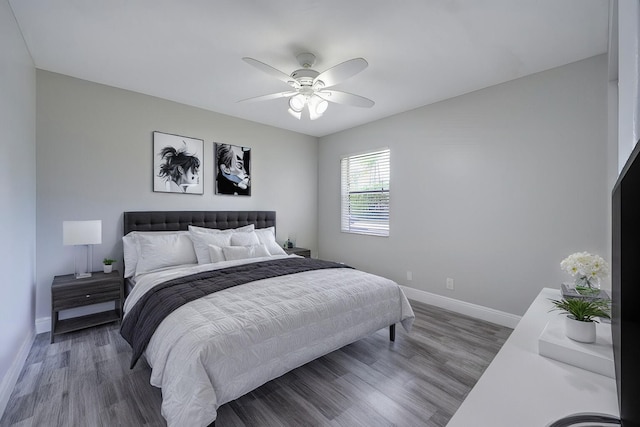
top-left (9, 0), bottom-right (610, 137)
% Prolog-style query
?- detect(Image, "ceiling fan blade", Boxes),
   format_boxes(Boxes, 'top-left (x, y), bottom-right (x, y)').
top-left (316, 90), bottom-right (375, 108)
top-left (314, 58), bottom-right (368, 88)
top-left (242, 57), bottom-right (297, 87)
top-left (237, 91), bottom-right (297, 103)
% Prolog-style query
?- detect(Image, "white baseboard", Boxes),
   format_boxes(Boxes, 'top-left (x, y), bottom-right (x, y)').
top-left (35, 316), bottom-right (50, 334)
top-left (0, 329), bottom-right (35, 419)
top-left (401, 286), bottom-right (521, 329)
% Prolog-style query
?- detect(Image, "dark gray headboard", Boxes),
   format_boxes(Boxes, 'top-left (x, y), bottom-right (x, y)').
top-left (123, 211), bottom-right (276, 235)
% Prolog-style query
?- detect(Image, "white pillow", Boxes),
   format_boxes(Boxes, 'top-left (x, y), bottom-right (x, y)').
top-left (206, 244), bottom-right (225, 264)
top-left (135, 232), bottom-right (197, 275)
top-left (189, 229), bottom-right (233, 263)
top-left (122, 232), bottom-right (139, 278)
top-left (230, 231), bottom-right (260, 246)
top-left (122, 231), bottom-right (191, 278)
top-left (218, 244), bottom-right (270, 261)
top-left (188, 224), bottom-right (254, 234)
top-left (254, 227), bottom-right (287, 256)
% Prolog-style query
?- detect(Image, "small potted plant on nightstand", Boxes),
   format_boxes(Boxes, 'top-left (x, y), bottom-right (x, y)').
top-left (102, 258), bottom-right (116, 274)
top-left (549, 298), bottom-right (610, 343)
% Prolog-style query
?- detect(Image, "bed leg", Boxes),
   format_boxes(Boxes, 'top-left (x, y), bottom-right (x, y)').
top-left (389, 324), bottom-right (396, 342)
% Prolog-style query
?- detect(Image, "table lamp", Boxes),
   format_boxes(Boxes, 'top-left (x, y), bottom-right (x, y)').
top-left (63, 220), bottom-right (102, 279)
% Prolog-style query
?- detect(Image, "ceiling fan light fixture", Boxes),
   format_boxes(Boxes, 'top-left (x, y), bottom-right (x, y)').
top-left (289, 94), bottom-right (306, 112)
top-left (315, 98), bottom-right (329, 115)
top-left (307, 95), bottom-right (328, 120)
top-left (307, 96), bottom-right (327, 121)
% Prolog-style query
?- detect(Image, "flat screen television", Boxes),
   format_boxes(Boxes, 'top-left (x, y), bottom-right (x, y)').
top-left (611, 139), bottom-right (640, 427)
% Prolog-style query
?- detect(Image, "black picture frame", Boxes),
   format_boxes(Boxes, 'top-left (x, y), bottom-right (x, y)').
top-left (214, 142), bottom-right (251, 196)
top-left (153, 131), bottom-right (204, 195)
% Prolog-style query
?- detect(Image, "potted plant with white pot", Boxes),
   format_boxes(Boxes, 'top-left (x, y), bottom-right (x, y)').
top-left (102, 258), bottom-right (116, 274)
top-left (549, 298), bottom-right (610, 343)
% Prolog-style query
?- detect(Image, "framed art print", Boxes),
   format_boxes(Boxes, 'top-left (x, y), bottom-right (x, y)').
top-left (153, 131), bottom-right (204, 194)
top-left (215, 143), bottom-right (251, 196)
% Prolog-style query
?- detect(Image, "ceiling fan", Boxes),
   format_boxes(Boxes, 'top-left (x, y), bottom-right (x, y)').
top-left (239, 52), bottom-right (375, 120)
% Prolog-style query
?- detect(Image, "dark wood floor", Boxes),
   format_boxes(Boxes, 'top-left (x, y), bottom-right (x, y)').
top-left (0, 301), bottom-right (511, 427)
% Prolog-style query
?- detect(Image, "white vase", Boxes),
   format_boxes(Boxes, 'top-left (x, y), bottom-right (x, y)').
top-left (103, 264), bottom-right (113, 274)
top-left (565, 316), bottom-right (596, 343)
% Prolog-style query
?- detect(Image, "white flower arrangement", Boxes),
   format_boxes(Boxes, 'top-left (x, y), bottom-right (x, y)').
top-left (560, 252), bottom-right (610, 286)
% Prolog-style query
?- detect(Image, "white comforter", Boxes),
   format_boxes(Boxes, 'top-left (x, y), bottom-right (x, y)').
top-left (124, 255), bottom-right (415, 427)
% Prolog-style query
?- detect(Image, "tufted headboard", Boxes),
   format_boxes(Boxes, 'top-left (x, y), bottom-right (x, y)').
top-left (122, 211), bottom-right (277, 293)
top-left (123, 211), bottom-right (276, 235)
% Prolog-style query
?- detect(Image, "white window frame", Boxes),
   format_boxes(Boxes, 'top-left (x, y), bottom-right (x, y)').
top-left (340, 148), bottom-right (390, 237)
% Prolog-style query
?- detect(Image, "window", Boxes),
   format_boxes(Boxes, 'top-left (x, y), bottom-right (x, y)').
top-left (341, 148), bottom-right (390, 236)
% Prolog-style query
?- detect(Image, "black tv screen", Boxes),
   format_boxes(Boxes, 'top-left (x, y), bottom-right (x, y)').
top-left (612, 139), bottom-right (640, 427)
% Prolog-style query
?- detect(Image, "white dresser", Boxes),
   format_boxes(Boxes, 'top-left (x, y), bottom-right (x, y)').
top-left (447, 288), bottom-right (619, 427)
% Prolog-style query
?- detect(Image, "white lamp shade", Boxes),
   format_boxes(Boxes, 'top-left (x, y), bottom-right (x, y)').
top-left (288, 94), bottom-right (306, 112)
top-left (63, 220), bottom-right (102, 245)
top-left (315, 98), bottom-right (328, 115)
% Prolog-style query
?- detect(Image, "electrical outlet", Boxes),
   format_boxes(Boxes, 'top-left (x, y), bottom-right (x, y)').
top-left (406, 271), bottom-right (413, 281)
top-left (446, 278), bottom-right (454, 290)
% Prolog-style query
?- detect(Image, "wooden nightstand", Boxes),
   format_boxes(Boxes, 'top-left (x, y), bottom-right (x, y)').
top-left (284, 247), bottom-right (311, 258)
top-left (51, 271), bottom-right (124, 343)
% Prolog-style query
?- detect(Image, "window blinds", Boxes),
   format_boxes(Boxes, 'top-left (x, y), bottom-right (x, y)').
top-left (340, 148), bottom-right (390, 236)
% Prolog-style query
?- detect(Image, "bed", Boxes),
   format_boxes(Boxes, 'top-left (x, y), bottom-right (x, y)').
top-left (119, 210), bottom-right (415, 427)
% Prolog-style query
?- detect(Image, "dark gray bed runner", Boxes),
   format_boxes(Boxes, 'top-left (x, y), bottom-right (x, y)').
top-left (120, 257), bottom-right (351, 368)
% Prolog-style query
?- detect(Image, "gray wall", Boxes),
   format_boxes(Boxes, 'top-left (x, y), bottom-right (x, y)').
top-left (318, 55), bottom-right (609, 316)
top-left (0, 0), bottom-right (36, 411)
top-left (617, 0), bottom-right (640, 170)
top-left (35, 70), bottom-right (318, 323)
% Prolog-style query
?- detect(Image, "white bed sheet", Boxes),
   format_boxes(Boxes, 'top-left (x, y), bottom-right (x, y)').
top-left (124, 255), bottom-right (415, 426)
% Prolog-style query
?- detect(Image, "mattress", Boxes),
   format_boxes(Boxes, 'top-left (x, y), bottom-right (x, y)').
top-left (123, 255), bottom-right (415, 426)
